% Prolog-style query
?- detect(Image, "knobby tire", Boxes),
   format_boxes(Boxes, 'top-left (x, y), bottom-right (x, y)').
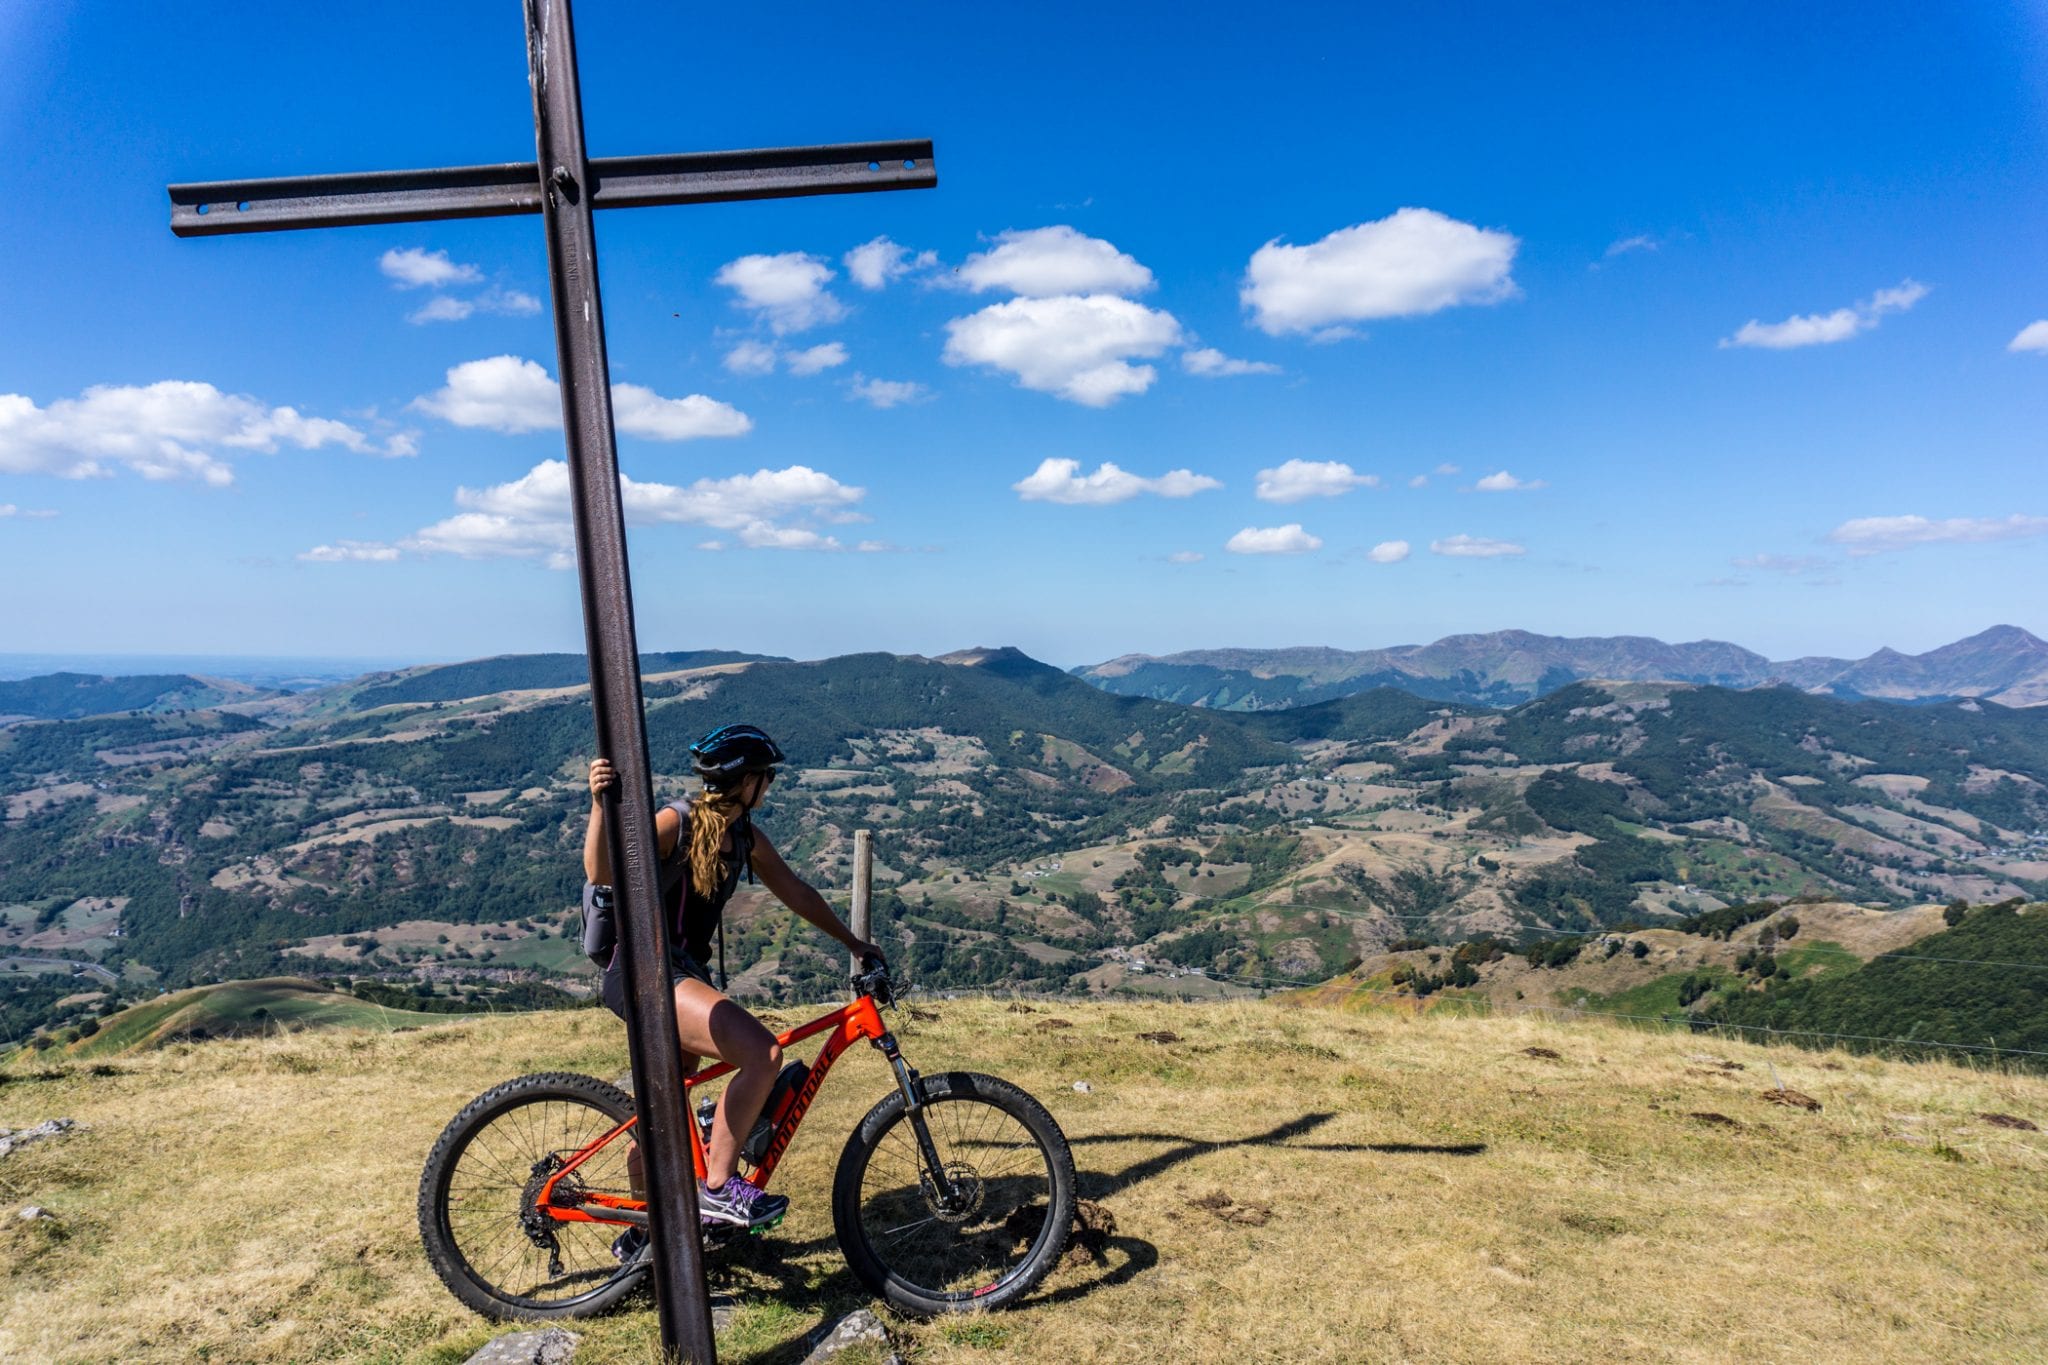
top-left (831, 1070), bottom-right (1076, 1317)
top-left (417, 1072), bottom-right (645, 1322)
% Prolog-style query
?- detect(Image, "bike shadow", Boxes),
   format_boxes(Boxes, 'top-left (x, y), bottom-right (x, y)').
top-left (664, 1112), bottom-right (1480, 1356)
top-left (1071, 1110), bottom-right (1487, 1201)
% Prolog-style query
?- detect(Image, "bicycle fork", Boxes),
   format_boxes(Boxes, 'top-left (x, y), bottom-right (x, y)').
top-left (871, 1031), bottom-right (965, 1210)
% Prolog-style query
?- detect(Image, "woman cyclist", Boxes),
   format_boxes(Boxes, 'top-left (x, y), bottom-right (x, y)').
top-left (585, 723), bottom-right (881, 1243)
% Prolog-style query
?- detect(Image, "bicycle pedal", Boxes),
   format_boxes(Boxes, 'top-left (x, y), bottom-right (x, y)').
top-left (750, 1211), bottom-right (785, 1234)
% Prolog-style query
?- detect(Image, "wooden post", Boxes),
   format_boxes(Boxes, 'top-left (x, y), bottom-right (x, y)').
top-left (850, 829), bottom-right (873, 967)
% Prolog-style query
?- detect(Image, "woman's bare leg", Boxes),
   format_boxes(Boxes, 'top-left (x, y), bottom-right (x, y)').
top-left (670, 977), bottom-right (782, 1187)
top-left (626, 1051), bottom-right (699, 1201)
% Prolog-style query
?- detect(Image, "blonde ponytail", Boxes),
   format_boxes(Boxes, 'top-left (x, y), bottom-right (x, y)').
top-left (687, 789), bottom-right (747, 898)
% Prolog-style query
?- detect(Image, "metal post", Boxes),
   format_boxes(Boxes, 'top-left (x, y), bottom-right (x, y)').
top-left (851, 829), bottom-right (873, 968)
top-left (524, 0), bottom-right (714, 1358)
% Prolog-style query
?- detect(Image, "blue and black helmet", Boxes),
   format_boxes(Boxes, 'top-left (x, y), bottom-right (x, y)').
top-left (689, 723), bottom-right (785, 788)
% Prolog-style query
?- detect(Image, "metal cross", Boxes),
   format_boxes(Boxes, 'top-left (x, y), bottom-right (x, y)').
top-left (167, 3), bottom-right (936, 1358)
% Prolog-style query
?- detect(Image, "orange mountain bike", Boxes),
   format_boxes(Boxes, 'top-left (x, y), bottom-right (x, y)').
top-left (416, 962), bottom-right (1076, 1321)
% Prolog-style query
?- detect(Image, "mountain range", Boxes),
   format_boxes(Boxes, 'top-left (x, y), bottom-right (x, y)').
top-left (1076, 625), bottom-right (2048, 710)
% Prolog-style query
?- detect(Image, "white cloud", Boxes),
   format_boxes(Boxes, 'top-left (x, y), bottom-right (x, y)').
top-left (379, 247), bottom-right (482, 290)
top-left (844, 237), bottom-right (935, 290)
top-left (611, 384), bottom-right (753, 441)
top-left (724, 341), bottom-right (778, 376)
top-left (411, 356), bottom-right (750, 440)
top-left (1825, 513), bottom-right (2048, 555)
top-left (406, 287), bottom-right (541, 325)
top-left (1366, 540), bottom-right (1411, 564)
top-left (1013, 457), bottom-right (1220, 505)
top-left (738, 522), bottom-right (841, 550)
top-left (0, 381), bottom-right (376, 486)
top-left (1181, 347), bottom-right (1281, 378)
top-left (397, 458), bottom-right (865, 566)
top-left (784, 342), bottom-right (849, 376)
top-left (2008, 321), bottom-right (2048, 354)
top-left (1435, 463), bottom-right (1462, 476)
top-left (1604, 235), bottom-right (1658, 259)
top-left (943, 294), bottom-right (1182, 406)
top-left (1254, 459), bottom-right (1378, 503)
top-left (1226, 524), bottom-right (1322, 555)
top-left (1475, 470), bottom-right (1546, 492)
top-left (1430, 534), bottom-right (1525, 558)
top-left (0, 503), bottom-right (57, 519)
top-left (411, 356), bottom-right (558, 432)
top-left (1720, 278), bottom-right (1929, 350)
top-left (1241, 208), bottom-right (1520, 336)
top-left (1167, 550), bottom-right (1205, 564)
top-left (409, 296), bottom-right (475, 324)
top-left (958, 227), bottom-right (1154, 298)
top-left (855, 540), bottom-right (901, 553)
top-left (713, 252), bottom-right (846, 334)
top-left (1407, 474), bottom-right (1429, 489)
top-left (299, 540), bottom-right (401, 563)
top-left (848, 376), bottom-right (929, 409)
top-left (1733, 552), bottom-right (1829, 575)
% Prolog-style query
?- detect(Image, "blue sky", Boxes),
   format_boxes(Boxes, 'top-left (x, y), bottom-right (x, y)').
top-left (3, 2), bottom-right (2046, 668)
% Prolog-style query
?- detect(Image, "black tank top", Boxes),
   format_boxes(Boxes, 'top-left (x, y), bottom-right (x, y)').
top-left (655, 801), bottom-right (753, 966)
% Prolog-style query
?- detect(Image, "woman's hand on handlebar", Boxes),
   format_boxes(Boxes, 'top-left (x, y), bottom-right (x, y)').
top-left (848, 939), bottom-right (885, 968)
top-left (588, 758), bottom-right (615, 802)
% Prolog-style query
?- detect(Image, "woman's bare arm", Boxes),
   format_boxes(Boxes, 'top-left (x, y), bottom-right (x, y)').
top-left (584, 758), bottom-right (682, 884)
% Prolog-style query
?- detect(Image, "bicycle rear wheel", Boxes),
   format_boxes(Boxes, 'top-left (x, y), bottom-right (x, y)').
top-left (832, 1070), bottom-right (1076, 1317)
top-left (417, 1072), bottom-right (645, 1321)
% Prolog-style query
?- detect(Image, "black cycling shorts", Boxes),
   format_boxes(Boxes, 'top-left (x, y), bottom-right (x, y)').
top-left (601, 952), bottom-right (714, 1021)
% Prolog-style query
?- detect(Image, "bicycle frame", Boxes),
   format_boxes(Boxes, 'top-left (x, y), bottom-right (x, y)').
top-left (535, 990), bottom-right (916, 1228)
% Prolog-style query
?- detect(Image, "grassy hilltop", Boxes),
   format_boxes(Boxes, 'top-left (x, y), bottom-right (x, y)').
top-left (2, 1000), bottom-right (2044, 1363)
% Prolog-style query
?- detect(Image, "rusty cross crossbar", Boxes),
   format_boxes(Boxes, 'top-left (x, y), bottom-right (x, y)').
top-left (168, 139), bottom-right (935, 236)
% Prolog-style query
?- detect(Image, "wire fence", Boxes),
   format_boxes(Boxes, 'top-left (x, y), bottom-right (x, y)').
top-left (1191, 970), bottom-right (2048, 1063)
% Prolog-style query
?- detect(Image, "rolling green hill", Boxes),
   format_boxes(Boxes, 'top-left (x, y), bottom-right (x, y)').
top-left (58, 977), bottom-right (459, 1058)
top-left (1703, 900), bottom-right (2048, 1057)
top-left (0, 672), bottom-right (268, 721)
top-left (349, 650), bottom-right (778, 707)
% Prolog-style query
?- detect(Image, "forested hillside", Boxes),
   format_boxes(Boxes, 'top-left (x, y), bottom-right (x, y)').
top-left (5, 651), bottom-right (2046, 1054)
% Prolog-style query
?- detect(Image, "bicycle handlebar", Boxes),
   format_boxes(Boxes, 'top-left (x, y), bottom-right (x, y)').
top-left (851, 953), bottom-right (894, 1007)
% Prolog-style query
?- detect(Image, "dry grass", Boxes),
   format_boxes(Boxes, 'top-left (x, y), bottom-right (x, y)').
top-left (3, 999), bottom-right (2046, 1363)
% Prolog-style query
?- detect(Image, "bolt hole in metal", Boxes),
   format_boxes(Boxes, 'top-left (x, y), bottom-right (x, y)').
top-left (237, 201), bottom-right (250, 211)
top-left (903, 159), bottom-right (915, 169)
top-left (867, 160), bottom-right (881, 171)
top-left (195, 202), bottom-right (209, 215)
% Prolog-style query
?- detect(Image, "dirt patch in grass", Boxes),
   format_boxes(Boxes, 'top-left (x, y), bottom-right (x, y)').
top-left (1762, 1089), bottom-right (1822, 1112)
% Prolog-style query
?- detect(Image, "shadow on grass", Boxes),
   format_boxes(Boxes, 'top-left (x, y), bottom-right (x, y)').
top-left (1072, 1110), bottom-right (1486, 1200)
top-left (622, 1113), bottom-right (1466, 1354)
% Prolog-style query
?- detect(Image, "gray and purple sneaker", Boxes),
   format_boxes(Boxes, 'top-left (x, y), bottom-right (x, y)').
top-left (698, 1176), bottom-right (789, 1229)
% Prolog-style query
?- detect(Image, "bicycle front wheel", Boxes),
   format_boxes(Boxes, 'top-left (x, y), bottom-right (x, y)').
top-left (417, 1071), bottom-right (644, 1321)
top-left (832, 1070), bottom-right (1076, 1317)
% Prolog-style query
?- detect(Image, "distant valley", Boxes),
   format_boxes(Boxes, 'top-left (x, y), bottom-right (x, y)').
top-left (4, 641), bottom-right (2046, 1059)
